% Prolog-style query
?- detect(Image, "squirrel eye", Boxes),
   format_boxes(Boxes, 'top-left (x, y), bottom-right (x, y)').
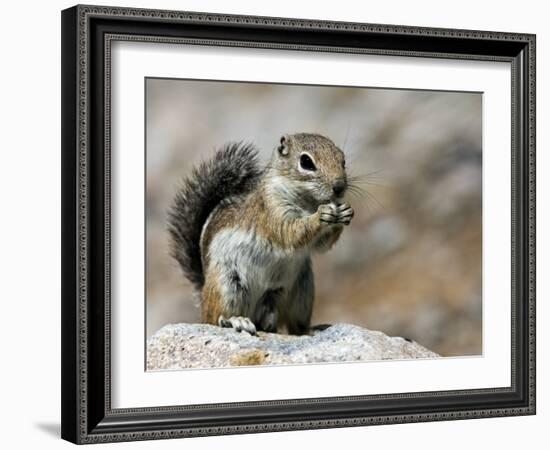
top-left (300, 154), bottom-right (317, 172)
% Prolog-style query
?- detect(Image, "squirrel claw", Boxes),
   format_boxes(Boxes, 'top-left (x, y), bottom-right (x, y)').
top-left (319, 203), bottom-right (354, 226)
top-left (218, 315), bottom-right (257, 335)
top-left (336, 203), bottom-right (354, 225)
top-left (318, 204), bottom-right (338, 224)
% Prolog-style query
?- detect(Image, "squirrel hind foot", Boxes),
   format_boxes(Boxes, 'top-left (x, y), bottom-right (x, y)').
top-left (218, 315), bottom-right (257, 335)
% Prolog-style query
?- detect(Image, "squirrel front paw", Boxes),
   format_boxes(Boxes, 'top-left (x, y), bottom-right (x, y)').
top-left (335, 202), bottom-right (354, 225)
top-left (218, 315), bottom-right (257, 335)
top-left (318, 202), bottom-right (354, 226)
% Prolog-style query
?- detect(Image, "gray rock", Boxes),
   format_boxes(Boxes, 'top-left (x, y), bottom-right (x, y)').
top-left (147, 323), bottom-right (438, 370)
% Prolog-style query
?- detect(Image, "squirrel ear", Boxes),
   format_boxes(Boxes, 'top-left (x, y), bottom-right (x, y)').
top-left (278, 135), bottom-right (289, 156)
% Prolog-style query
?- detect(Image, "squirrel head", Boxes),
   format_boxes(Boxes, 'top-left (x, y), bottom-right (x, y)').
top-left (269, 133), bottom-right (348, 208)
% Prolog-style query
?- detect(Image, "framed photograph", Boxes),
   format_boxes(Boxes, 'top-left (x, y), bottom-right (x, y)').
top-left (61, 4), bottom-right (536, 444)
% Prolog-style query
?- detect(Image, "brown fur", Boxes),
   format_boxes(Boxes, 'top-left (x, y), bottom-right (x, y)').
top-left (201, 267), bottom-right (225, 324)
top-left (198, 133), bottom-right (352, 333)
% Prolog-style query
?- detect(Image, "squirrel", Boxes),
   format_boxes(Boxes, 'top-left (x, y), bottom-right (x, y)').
top-left (168, 133), bottom-right (354, 336)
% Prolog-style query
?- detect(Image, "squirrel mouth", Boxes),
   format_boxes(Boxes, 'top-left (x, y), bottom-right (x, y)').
top-left (330, 194), bottom-right (346, 205)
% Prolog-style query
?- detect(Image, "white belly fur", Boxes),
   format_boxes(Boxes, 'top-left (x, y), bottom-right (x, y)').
top-left (207, 228), bottom-right (307, 313)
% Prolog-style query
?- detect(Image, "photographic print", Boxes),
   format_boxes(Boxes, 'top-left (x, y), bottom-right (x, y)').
top-left (145, 78), bottom-right (482, 370)
top-left (62, 6), bottom-right (535, 442)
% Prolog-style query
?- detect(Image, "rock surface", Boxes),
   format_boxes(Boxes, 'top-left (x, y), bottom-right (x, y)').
top-left (147, 323), bottom-right (438, 370)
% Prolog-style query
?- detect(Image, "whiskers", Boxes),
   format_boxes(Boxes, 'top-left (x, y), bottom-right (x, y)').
top-left (348, 169), bottom-right (386, 185)
top-left (346, 170), bottom-right (388, 213)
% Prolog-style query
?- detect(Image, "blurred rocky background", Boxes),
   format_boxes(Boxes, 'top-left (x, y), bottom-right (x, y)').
top-left (145, 78), bottom-right (482, 357)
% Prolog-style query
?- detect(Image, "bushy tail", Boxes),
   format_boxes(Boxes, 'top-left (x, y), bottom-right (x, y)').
top-left (168, 142), bottom-right (262, 290)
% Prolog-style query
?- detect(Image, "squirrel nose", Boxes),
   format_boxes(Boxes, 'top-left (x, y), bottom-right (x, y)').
top-left (332, 180), bottom-right (346, 196)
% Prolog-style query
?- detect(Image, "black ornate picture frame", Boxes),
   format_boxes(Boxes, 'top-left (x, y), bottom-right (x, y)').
top-left (61, 4), bottom-right (536, 444)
